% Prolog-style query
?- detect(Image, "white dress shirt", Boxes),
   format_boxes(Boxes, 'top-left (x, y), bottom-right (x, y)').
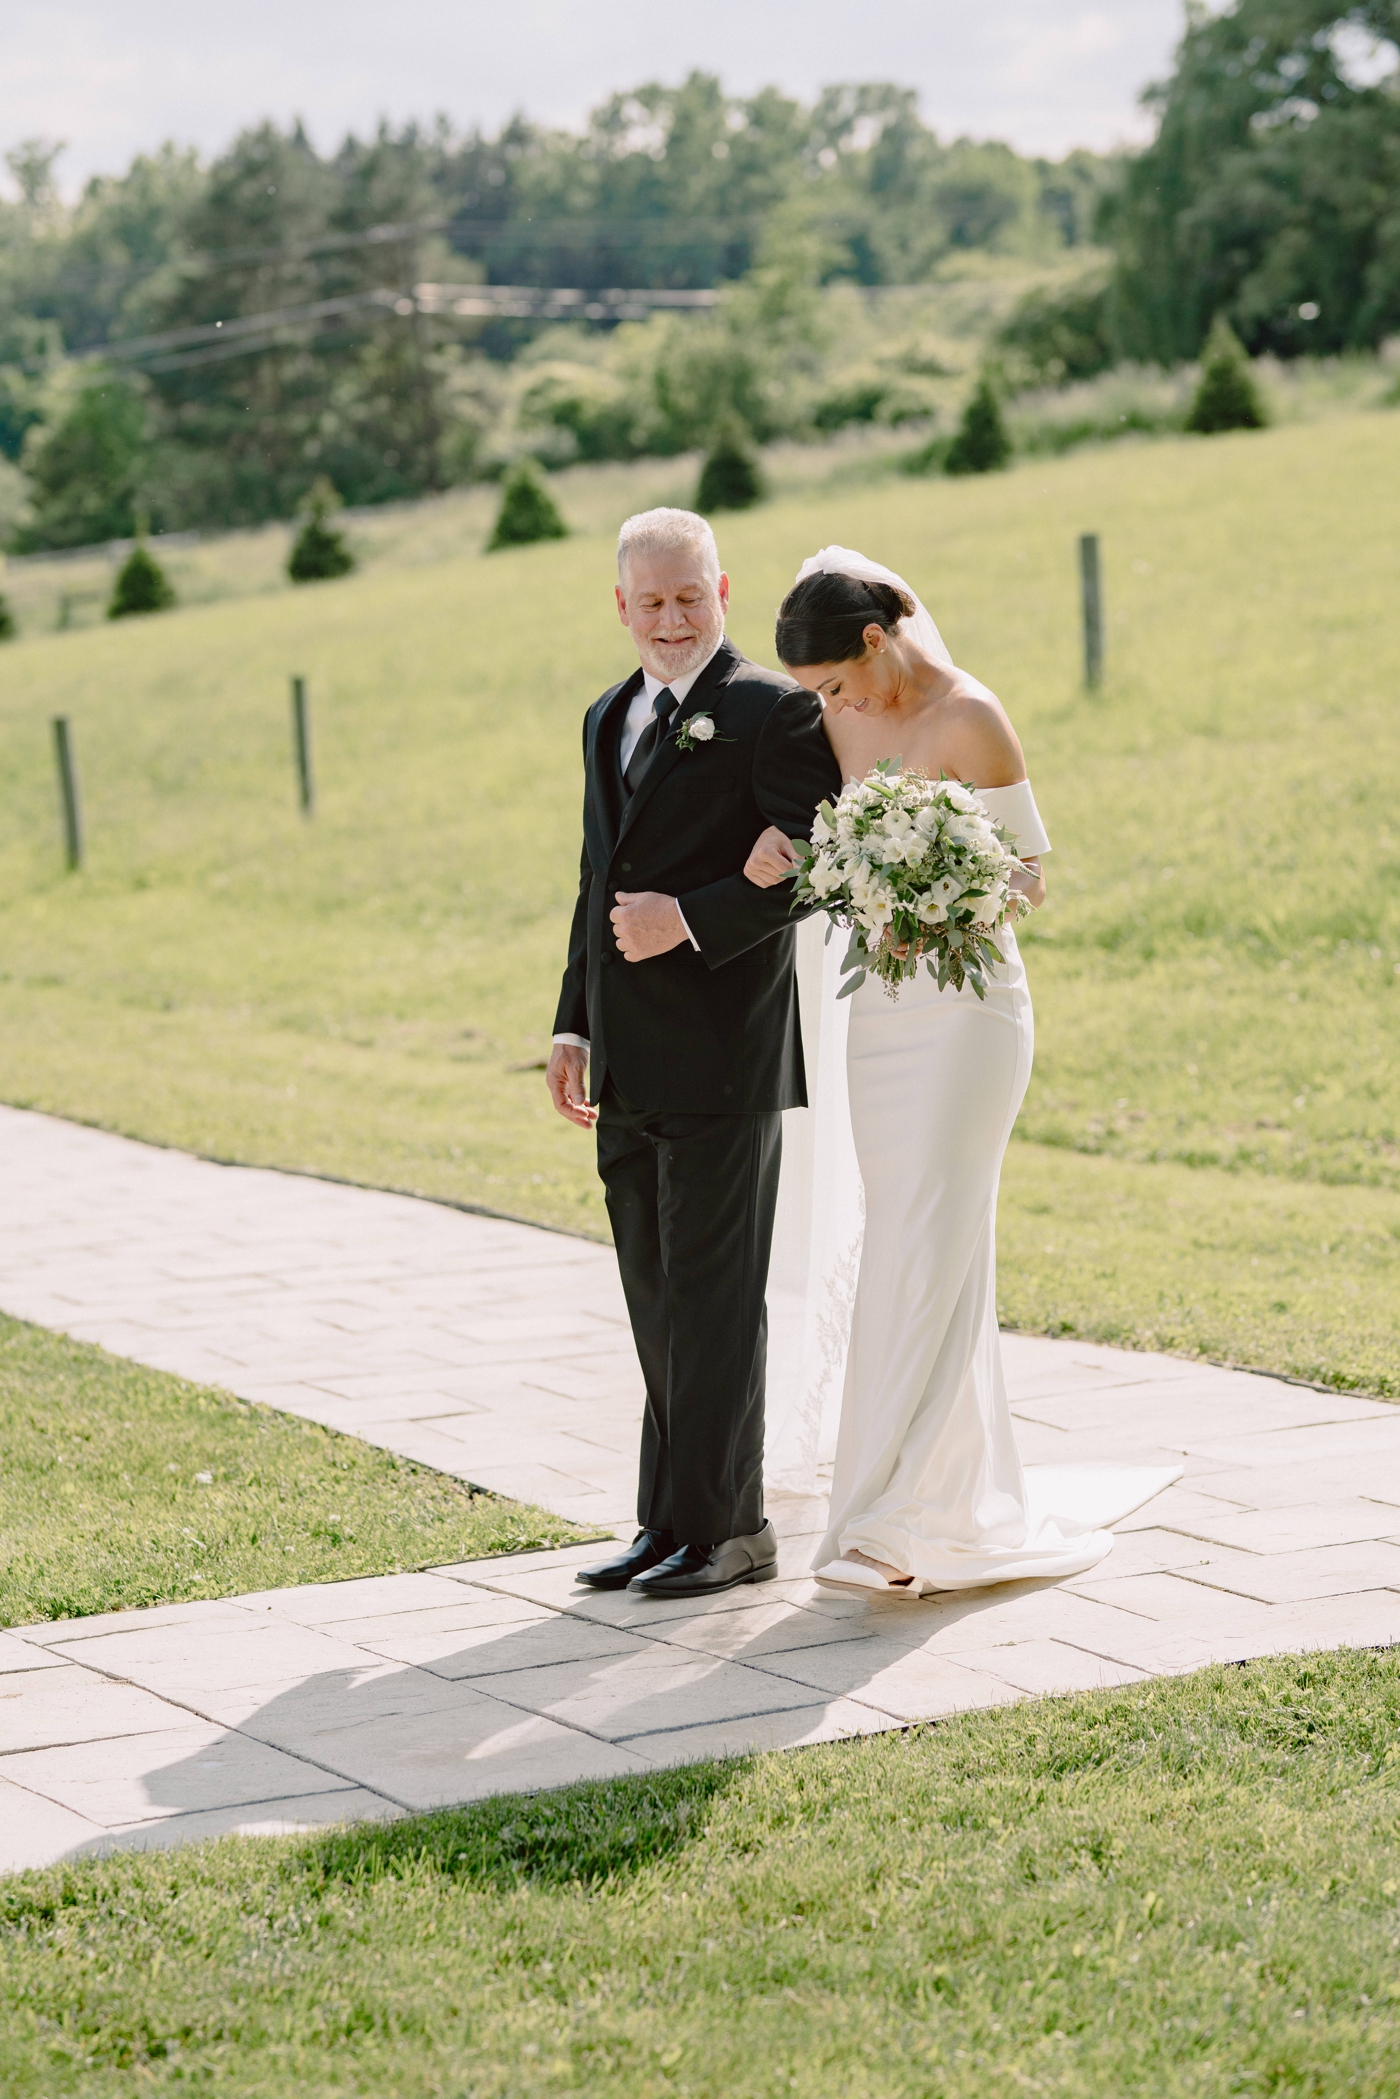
top-left (553, 641), bottom-right (722, 1052)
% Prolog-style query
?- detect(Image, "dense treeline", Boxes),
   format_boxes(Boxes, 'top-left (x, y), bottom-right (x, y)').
top-left (2, 2), bottom-right (1398, 553)
top-left (0, 77), bottom-right (1108, 547)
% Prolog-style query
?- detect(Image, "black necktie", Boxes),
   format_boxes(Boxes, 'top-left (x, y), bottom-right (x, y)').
top-left (624, 687), bottom-right (676, 795)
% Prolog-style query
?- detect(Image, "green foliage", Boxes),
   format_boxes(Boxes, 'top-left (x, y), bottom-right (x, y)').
top-left (1187, 318), bottom-right (1269, 434)
top-left (695, 422), bottom-right (765, 511)
top-left (108, 540), bottom-right (176, 619)
top-left (944, 371), bottom-right (1012, 474)
top-left (287, 476), bottom-right (355, 583)
top-left (0, 1312), bottom-right (586, 1625)
top-left (12, 373), bottom-right (151, 551)
top-left (997, 267), bottom-right (1116, 386)
top-left (0, 591), bottom-right (15, 640)
top-left (1109, 1), bottom-right (1400, 362)
top-left (5, 1652), bottom-right (1400, 2092)
top-left (487, 459), bottom-right (568, 548)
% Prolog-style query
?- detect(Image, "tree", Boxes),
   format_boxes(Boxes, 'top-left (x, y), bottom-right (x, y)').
top-left (487, 460), bottom-right (568, 548)
top-left (0, 592), bottom-right (16, 640)
top-left (1107, 1), bottom-right (1400, 360)
top-left (288, 477), bottom-right (355, 581)
top-left (109, 541), bottom-right (176, 618)
top-left (1186, 319), bottom-right (1268, 433)
top-left (695, 422), bottom-right (765, 511)
top-left (14, 373), bottom-right (152, 551)
top-left (944, 373), bottom-right (1012, 474)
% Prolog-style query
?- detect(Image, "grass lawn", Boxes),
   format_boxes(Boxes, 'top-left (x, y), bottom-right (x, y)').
top-left (0, 1313), bottom-right (587, 1627)
top-left (3, 1647), bottom-right (1399, 2094)
top-left (0, 410), bottom-right (1398, 1391)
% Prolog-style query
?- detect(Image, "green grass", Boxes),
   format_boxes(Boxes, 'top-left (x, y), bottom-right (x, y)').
top-left (0, 1314), bottom-right (587, 1627)
top-left (1, 411), bottom-right (1398, 1389)
top-left (4, 1649), bottom-right (1400, 2094)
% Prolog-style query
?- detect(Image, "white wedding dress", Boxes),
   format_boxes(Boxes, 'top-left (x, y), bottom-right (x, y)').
top-left (763, 551), bottom-right (1178, 1594)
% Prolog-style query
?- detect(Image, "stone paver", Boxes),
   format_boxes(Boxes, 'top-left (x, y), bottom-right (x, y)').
top-left (2, 1102), bottom-right (1399, 1873)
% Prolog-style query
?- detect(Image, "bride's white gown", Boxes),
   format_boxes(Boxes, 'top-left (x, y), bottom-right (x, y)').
top-left (765, 780), bottom-right (1179, 1594)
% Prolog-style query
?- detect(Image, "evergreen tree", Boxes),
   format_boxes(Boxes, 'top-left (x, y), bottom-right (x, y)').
top-left (1186, 319), bottom-right (1268, 434)
top-left (288, 478), bottom-right (355, 582)
top-left (944, 373), bottom-right (1012, 475)
top-left (0, 592), bottom-right (15, 640)
top-left (487, 460), bottom-right (568, 550)
top-left (695, 421), bottom-right (765, 511)
top-left (109, 541), bottom-right (176, 618)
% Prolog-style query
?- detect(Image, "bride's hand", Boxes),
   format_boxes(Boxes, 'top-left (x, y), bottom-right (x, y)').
top-left (744, 825), bottom-right (800, 889)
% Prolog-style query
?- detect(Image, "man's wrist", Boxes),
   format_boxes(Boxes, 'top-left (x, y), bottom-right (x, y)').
top-left (552, 1033), bottom-right (590, 1051)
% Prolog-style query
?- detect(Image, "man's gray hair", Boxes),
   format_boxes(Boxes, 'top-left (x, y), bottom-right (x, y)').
top-left (617, 507), bottom-right (721, 585)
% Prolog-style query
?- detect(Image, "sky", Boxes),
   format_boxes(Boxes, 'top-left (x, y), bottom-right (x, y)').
top-left (5, 0), bottom-right (1190, 198)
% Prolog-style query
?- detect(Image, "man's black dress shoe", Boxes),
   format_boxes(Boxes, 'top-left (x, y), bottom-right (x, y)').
top-left (628, 1520), bottom-right (778, 1598)
top-left (575, 1529), bottom-right (675, 1591)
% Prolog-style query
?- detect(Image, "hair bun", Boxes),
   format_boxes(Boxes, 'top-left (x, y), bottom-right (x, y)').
top-left (775, 569), bottom-right (916, 668)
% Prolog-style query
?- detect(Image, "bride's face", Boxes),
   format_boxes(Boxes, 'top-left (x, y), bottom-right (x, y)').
top-left (787, 624), bottom-right (902, 716)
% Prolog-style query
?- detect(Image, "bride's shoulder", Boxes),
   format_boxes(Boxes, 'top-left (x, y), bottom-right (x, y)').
top-left (935, 675), bottom-right (1026, 783)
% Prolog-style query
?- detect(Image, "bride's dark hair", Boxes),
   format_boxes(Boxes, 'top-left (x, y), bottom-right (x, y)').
top-left (774, 571), bottom-right (915, 667)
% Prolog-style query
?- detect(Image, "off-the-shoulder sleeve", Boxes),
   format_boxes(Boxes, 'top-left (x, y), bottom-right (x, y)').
top-left (977, 779), bottom-right (1051, 857)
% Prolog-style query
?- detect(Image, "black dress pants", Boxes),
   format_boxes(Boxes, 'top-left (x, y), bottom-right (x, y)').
top-left (596, 1080), bottom-right (782, 1546)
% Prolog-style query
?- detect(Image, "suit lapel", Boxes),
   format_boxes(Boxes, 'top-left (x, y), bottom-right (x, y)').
top-left (592, 671), bottom-right (642, 857)
top-left (617, 640), bottom-right (739, 846)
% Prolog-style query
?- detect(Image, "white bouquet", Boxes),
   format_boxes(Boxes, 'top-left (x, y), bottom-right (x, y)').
top-left (791, 762), bottom-right (1029, 1001)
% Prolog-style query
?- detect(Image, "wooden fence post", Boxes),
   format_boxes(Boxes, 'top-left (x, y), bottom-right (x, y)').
top-left (52, 716), bottom-right (83, 870)
top-left (1079, 533), bottom-right (1104, 690)
top-left (291, 676), bottom-right (314, 815)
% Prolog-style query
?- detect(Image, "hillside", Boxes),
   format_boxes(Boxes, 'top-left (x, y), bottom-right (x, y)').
top-left (1, 414), bottom-right (1397, 1390)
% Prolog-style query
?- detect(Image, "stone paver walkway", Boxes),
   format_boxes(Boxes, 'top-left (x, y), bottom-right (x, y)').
top-left (2, 1103), bottom-right (1399, 1873)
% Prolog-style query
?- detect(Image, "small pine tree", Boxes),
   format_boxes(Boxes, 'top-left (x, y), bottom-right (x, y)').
top-left (0, 592), bottom-right (15, 641)
top-left (944, 374), bottom-right (1012, 475)
top-left (288, 477), bottom-right (355, 582)
top-left (695, 423), bottom-right (765, 512)
top-left (109, 541), bottom-right (176, 619)
top-left (1186, 319), bottom-right (1267, 434)
top-left (487, 460), bottom-right (568, 550)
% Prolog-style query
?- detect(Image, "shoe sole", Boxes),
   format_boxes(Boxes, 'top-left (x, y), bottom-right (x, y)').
top-left (628, 1561), bottom-right (779, 1598)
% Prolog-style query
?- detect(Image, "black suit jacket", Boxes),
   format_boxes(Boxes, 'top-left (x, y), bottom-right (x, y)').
top-left (553, 638), bottom-right (842, 1113)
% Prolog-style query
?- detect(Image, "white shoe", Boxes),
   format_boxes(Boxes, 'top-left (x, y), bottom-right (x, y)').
top-left (814, 1558), bottom-right (929, 1597)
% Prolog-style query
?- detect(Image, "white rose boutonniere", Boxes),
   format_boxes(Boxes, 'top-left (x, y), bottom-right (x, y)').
top-left (674, 711), bottom-right (731, 754)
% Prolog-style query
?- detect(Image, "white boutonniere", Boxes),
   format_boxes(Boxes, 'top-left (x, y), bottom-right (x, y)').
top-left (674, 711), bottom-right (732, 754)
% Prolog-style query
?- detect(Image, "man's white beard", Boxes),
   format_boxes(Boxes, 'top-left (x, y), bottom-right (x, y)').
top-left (637, 619), bottom-right (722, 686)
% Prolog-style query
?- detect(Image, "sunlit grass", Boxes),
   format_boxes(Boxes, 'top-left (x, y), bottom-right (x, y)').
top-left (0, 1314), bottom-right (588, 1626)
top-left (0, 410), bottom-right (1398, 1386)
top-left (3, 1648), bottom-right (1399, 2095)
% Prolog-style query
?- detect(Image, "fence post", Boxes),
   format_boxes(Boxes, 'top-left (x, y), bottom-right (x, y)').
top-left (1079, 532), bottom-right (1103, 690)
top-left (291, 675), bottom-right (314, 815)
top-left (52, 716), bottom-right (83, 870)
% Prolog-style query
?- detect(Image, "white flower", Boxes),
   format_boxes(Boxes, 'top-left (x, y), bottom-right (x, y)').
top-left (688, 713), bottom-right (715, 742)
top-left (971, 887), bottom-right (1004, 928)
top-left (942, 783), bottom-right (980, 814)
top-left (808, 854), bottom-right (842, 898)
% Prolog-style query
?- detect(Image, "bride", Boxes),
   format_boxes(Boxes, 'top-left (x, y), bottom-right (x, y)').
top-left (748, 549), bottom-right (1177, 1596)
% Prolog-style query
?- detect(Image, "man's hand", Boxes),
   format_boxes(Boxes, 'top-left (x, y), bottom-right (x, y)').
top-left (546, 1043), bottom-right (596, 1129)
top-left (611, 891), bottom-right (687, 962)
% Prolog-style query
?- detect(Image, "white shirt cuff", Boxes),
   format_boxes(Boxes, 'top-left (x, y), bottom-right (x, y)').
top-left (552, 1033), bottom-right (589, 1050)
top-left (676, 901), bottom-right (700, 951)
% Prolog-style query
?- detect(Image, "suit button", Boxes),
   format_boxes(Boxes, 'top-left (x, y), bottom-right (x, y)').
top-left (620, 861), bottom-right (631, 872)
top-left (723, 1085), bottom-right (733, 1095)
top-left (602, 950), bottom-right (613, 966)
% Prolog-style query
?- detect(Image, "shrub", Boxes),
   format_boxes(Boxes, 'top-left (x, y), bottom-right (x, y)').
top-left (695, 423), bottom-right (765, 512)
top-left (288, 478), bottom-right (355, 582)
top-left (0, 592), bottom-right (15, 640)
top-left (487, 460), bottom-right (568, 550)
top-left (1186, 320), bottom-right (1268, 435)
top-left (997, 270), bottom-right (1115, 388)
top-left (108, 542), bottom-right (175, 619)
top-left (944, 374), bottom-right (1012, 475)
